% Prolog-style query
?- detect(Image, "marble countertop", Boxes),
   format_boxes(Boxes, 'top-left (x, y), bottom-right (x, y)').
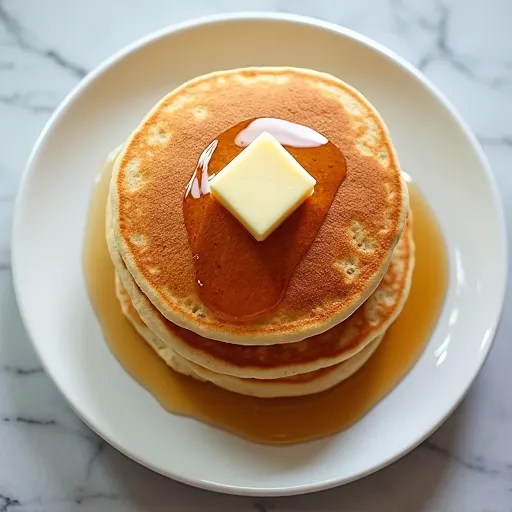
top-left (1, 0), bottom-right (511, 510)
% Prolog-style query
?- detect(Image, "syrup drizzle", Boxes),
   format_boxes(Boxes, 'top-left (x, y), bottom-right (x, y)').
top-left (183, 117), bottom-right (346, 321)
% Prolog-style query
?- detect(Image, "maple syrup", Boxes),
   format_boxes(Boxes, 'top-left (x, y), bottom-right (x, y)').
top-left (83, 156), bottom-right (448, 445)
top-left (183, 118), bottom-right (346, 321)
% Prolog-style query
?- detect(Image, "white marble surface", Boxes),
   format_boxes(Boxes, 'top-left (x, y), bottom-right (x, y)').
top-left (1, 0), bottom-right (511, 510)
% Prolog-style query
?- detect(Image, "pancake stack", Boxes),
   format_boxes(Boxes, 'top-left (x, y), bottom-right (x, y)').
top-left (106, 67), bottom-right (414, 398)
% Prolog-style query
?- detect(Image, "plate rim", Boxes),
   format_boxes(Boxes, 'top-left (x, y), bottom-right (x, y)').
top-left (11, 11), bottom-right (508, 497)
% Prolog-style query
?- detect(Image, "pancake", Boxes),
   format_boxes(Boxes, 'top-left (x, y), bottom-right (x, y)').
top-left (110, 67), bottom-right (408, 345)
top-left (107, 199), bottom-right (414, 379)
top-left (116, 274), bottom-right (384, 398)
top-left (173, 337), bottom-right (382, 398)
top-left (114, 272), bottom-right (202, 381)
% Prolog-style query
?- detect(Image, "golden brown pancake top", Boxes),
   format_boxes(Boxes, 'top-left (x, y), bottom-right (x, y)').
top-left (111, 67), bottom-right (408, 344)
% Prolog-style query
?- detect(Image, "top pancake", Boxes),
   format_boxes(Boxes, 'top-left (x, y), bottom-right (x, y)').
top-left (110, 67), bottom-right (408, 344)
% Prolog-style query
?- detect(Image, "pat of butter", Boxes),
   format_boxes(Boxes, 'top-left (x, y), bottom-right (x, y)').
top-left (209, 131), bottom-right (316, 241)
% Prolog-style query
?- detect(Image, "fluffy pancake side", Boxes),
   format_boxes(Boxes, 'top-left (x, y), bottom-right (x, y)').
top-left (116, 275), bottom-right (385, 398)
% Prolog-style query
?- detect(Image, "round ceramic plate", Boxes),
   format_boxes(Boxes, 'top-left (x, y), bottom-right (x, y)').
top-left (12, 13), bottom-right (507, 496)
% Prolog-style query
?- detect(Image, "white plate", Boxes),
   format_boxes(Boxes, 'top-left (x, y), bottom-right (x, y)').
top-left (12, 13), bottom-right (507, 496)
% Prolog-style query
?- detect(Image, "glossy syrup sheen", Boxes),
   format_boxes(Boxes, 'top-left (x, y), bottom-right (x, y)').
top-left (183, 118), bottom-right (347, 322)
top-left (83, 158), bottom-right (448, 445)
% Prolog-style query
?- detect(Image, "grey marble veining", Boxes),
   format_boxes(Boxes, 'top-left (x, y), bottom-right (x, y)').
top-left (1, 0), bottom-right (511, 510)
